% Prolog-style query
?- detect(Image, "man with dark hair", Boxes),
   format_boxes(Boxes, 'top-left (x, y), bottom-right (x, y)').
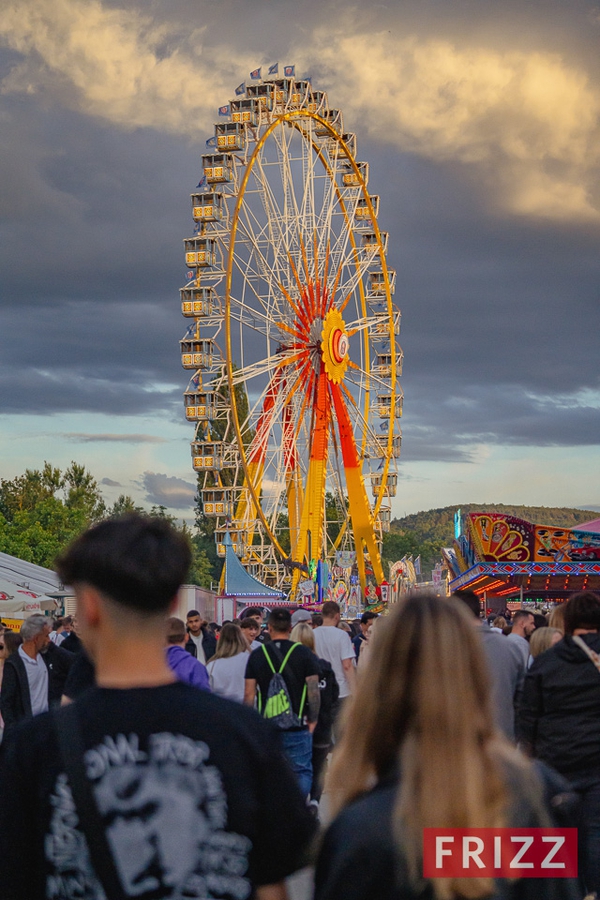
top-left (245, 607), bottom-right (320, 798)
top-left (240, 617), bottom-right (261, 650)
top-left (60, 616), bottom-right (84, 654)
top-left (49, 618), bottom-right (66, 646)
top-left (452, 591), bottom-right (526, 740)
top-left (0, 515), bottom-right (313, 900)
top-left (452, 589), bottom-right (481, 619)
top-left (240, 607), bottom-right (270, 644)
top-left (518, 591), bottom-right (600, 895)
top-left (506, 609), bottom-right (536, 666)
top-left (185, 610), bottom-right (217, 663)
top-left (351, 611), bottom-right (378, 660)
top-left (240, 606), bottom-right (263, 621)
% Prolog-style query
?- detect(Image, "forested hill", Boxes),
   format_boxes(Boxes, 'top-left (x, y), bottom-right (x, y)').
top-left (381, 504), bottom-right (599, 576)
top-left (393, 504), bottom-right (598, 546)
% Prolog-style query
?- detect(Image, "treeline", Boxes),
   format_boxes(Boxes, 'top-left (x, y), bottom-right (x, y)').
top-left (2, 466), bottom-right (596, 589)
top-left (381, 503), bottom-right (599, 580)
top-left (0, 463), bottom-right (216, 588)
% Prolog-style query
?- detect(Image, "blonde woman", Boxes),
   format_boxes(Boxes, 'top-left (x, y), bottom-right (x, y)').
top-left (314, 592), bottom-right (578, 900)
top-left (205, 623), bottom-right (249, 703)
top-left (529, 626), bottom-right (562, 659)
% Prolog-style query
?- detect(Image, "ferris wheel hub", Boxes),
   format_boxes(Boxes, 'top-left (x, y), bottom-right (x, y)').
top-left (321, 308), bottom-right (350, 384)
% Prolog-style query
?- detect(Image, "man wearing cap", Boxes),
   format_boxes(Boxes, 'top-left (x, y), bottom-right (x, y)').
top-left (291, 608), bottom-right (313, 628)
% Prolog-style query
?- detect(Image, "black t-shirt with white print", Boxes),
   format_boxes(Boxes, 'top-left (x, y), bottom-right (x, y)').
top-left (0, 682), bottom-right (314, 900)
top-left (245, 640), bottom-right (319, 728)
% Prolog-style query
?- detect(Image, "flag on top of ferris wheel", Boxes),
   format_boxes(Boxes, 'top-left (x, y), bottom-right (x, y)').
top-left (284, 65), bottom-right (295, 78)
top-left (268, 63), bottom-right (278, 76)
top-left (250, 67), bottom-right (261, 80)
top-left (218, 104), bottom-right (230, 116)
top-left (235, 82), bottom-right (245, 95)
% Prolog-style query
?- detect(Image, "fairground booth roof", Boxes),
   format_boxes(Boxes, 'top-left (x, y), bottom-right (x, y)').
top-left (220, 532), bottom-right (289, 607)
top-left (444, 512), bottom-right (600, 602)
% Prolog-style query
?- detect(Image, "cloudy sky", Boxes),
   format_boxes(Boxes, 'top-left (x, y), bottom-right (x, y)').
top-left (0, 0), bottom-right (599, 519)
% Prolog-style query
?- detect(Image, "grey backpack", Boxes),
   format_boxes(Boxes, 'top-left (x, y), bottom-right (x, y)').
top-left (259, 643), bottom-right (307, 730)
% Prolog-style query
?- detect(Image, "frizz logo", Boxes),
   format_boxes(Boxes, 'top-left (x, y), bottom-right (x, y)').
top-left (423, 829), bottom-right (577, 878)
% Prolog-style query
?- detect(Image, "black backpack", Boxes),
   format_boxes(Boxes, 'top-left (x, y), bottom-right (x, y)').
top-left (259, 643), bottom-right (306, 730)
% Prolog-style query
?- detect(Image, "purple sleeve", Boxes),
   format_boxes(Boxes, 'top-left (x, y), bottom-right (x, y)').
top-left (192, 661), bottom-right (211, 692)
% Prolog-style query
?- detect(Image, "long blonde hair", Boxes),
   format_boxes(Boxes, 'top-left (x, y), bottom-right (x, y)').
top-left (211, 623), bottom-right (247, 660)
top-left (529, 626), bottom-right (562, 657)
top-left (328, 593), bottom-right (537, 900)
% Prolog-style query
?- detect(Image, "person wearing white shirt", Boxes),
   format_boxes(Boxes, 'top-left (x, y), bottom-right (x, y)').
top-left (0, 614), bottom-right (51, 735)
top-left (313, 601), bottom-right (356, 699)
top-left (185, 610), bottom-right (207, 664)
top-left (206, 623), bottom-right (250, 703)
top-left (49, 618), bottom-right (67, 646)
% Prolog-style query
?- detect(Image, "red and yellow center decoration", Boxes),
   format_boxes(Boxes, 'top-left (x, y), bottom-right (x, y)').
top-left (321, 308), bottom-right (350, 384)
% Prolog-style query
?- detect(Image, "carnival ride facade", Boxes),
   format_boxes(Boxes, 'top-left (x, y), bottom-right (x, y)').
top-left (179, 67), bottom-right (402, 599)
top-left (445, 512), bottom-right (600, 603)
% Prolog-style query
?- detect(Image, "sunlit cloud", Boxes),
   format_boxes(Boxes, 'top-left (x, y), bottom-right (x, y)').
top-left (0, 0), bottom-right (252, 134)
top-left (302, 32), bottom-right (600, 220)
top-left (1, 1), bottom-right (599, 219)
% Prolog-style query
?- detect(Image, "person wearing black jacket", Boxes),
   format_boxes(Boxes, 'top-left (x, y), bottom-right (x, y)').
top-left (517, 591), bottom-right (600, 896)
top-left (1, 615), bottom-right (73, 739)
top-left (185, 609), bottom-right (217, 662)
top-left (60, 625), bottom-right (83, 654)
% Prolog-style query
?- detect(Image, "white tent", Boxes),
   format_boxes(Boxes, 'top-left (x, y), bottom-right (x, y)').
top-left (0, 553), bottom-right (62, 622)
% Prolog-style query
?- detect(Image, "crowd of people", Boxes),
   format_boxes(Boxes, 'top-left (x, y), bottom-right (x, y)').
top-left (0, 513), bottom-right (598, 900)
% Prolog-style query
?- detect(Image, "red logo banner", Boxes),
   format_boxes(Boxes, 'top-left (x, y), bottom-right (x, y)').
top-left (423, 829), bottom-right (577, 879)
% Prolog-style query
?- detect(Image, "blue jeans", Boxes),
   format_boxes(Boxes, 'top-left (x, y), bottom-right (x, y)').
top-left (280, 729), bottom-right (313, 799)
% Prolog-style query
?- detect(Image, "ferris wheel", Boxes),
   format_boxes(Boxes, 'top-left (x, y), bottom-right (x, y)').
top-left (180, 67), bottom-right (403, 597)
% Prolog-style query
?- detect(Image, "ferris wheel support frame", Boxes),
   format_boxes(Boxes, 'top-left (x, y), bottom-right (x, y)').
top-left (224, 109), bottom-right (397, 594)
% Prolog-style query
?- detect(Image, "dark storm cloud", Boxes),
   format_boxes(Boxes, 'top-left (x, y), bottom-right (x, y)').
top-left (400, 381), bottom-right (600, 463)
top-left (0, 97), bottom-right (198, 304)
top-left (0, 300), bottom-right (185, 415)
top-left (141, 471), bottom-right (196, 509)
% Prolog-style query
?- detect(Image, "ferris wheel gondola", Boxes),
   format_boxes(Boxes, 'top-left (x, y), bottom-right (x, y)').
top-left (180, 71), bottom-right (403, 597)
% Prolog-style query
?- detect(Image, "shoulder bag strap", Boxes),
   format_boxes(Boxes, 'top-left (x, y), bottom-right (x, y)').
top-left (261, 642), bottom-right (277, 674)
top-left (277, 642), bottom-right (299, 674)
top-left (572, 635), bottom-right (600, 673)
top-left (52, 704), bottom-right (129, 900)
top-left (278, 644), bottom-right (308, 718)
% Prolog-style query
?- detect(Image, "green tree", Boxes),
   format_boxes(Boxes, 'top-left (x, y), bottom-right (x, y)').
top-left (108, 495), bottom-right (145, 517)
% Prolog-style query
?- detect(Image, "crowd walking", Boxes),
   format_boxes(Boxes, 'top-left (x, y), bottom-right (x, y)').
top-left (0, 513), bottom-right (598, 899)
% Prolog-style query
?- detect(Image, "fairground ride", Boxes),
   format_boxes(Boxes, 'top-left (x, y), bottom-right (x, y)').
top-left (179, 68), bottom-right (403, 598)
